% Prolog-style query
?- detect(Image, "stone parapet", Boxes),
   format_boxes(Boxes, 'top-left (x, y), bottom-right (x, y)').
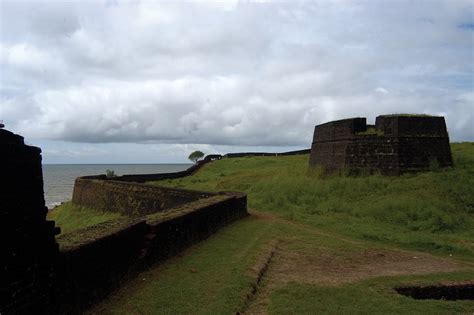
top-left (72, 178), bottom-right (215, 215)
top-left (309, 115), bottom-right (453, 175)
top-left (0, 129), bottom-right (60, 314)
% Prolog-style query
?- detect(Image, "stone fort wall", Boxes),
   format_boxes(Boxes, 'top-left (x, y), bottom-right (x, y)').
top-left (309, 115), bottom-right (453, 175)
top-left (0, 129), bottom-right (60, 313)
top-left (2, 125), bottom-right (310, 313)
top-left (54, 192), bottom-right (247, 313)
top-left (76, 148), bottom-right (310, 184)
top-left (72, 178), bottom-right (215, 215)
top-left (71, 148), bottom-right (310, 216)
top-left (1, 128), bottom-right (248, 314)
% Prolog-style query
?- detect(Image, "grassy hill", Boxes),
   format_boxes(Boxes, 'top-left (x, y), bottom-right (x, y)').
top-left (154, 142), bottom-right (474, 260)
top-left (50, 143), bottom-right (474, 314)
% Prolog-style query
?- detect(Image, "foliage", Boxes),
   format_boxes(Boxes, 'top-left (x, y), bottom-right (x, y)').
top-left (382, 113), bottom-right (433, 117)
top-left (88, 206), bottom-right (474, 314)
top-left (60, 143), bottom-right (474, 313)
top-left (47, 202), bottom-right (124, 235)
top-left (57, 217), bottom-right (140, 251)
top-left (105, 169), bottom-right (116, 178)
top-left (89, 217), bottom-right (278, 314)
top-left (270, 272), bottom-right (474, 314)
top-left (188, 150), bottom-right (205, 163)
top-left (429, 157), bottom-right (440, 171)
top-left (356, 127), bottom-right (384, 136)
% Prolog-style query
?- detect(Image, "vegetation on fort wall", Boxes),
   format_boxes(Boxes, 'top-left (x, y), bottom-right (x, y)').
top-left (355, 126), bottom-right (384, 136)
top-left (89, 216), bottom-right (279, 314)
top-left (47, 202), bottom-right (124, 235)
top-left (381, 113), bottom-right (434, 117)
top-left (155, 142), bottom-right (474, 259)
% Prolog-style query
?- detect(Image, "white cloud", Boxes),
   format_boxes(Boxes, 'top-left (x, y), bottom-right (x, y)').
top-left (1, 0), bottom-right (473, 153)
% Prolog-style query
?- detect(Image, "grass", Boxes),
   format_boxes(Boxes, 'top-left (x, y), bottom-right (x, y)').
top-left (89, 216), bottom-right (279, 314)
top-left (356, 126), bottom-right (384, 136)
top-left (152, 143), bottom-right (474, 260)
top-left (381, 113), bottom-right (434, 117)
top-left (270, 272), bottom-right (474, 314)
top-left (89, 211), bottom-right (474, 314)
top-left (146, 195), bottom-right (228, 225)
top-left (56, 217), bottom-right (144, 251)
top-left (51, 143), bottom-right (474, 313)
top-left (47, 201), bottom-right (124, 235)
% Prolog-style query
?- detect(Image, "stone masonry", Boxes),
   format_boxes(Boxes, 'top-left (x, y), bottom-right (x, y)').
top-left (0, 128), bottom-right (60, 313)
top-left (309, 115), bottom-right (453, 175)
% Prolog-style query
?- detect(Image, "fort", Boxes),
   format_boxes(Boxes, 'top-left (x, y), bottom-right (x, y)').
top-left (0, 127), bottom-right (60, 313)
top-left (1, 114), bottom-right (459, 312)
top-left (309, 114), bottom-right (453, 175)
top-left (1, 128), bottom-right (248, 314)
top-left (1, 127), bottom-right (310, 313)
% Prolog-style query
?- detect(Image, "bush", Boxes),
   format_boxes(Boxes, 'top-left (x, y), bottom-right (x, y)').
top-left (429, 157), bottom-right (440, 171)
top-left (106, 169), bottom-right (116, 178)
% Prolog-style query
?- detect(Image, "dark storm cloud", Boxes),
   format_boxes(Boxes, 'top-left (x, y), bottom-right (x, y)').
top-left (1, 0), bottom-right (473, 147)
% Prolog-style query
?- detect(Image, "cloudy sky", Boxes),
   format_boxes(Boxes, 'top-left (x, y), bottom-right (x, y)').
top-left (1, 0), bottom-right (473, 163)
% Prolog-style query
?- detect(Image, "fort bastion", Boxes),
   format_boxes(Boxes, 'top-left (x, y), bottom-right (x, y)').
top-left (309, 115), bottom-right (453, 175)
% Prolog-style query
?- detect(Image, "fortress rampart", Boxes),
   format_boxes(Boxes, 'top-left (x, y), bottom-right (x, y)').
top-left (0, 129), bottom-right (60, 313)
top-left (1, 124), bottom-right (311, 313)
top-left (53, 191), bottom-right (247, 313)
top-left (5, 127), bottom-right (304, 313)
top-left (309, 115), bottom-right (453, 175)
top-left (72, 178), bottom-right (215, 215)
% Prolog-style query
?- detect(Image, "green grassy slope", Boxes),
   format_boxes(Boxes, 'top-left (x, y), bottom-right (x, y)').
top-left (270, 272), bottom-right (474, 315)
top-left (89, 216), bottom-right (279, 314)
top-left (51, 143), bottom-right (474, 314)
top-left (91, 214), bottom-right (474, 314)
top-left (48, 202), bottom-right (124, 235)
top-left (153, 143), bottom-right (474, 260)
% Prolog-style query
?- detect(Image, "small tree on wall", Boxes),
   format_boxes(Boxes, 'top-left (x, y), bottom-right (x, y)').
top-left (105, 169), bottom-right (116, 178)
top-left (188, 151), bottom-right (205, 163)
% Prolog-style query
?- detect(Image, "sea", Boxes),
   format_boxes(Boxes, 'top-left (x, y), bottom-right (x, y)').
top-left (42, 164), bottom-right (191, 209)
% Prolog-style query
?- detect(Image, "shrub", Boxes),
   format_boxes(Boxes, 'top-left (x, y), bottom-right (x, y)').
top-left (429, 157), bottom-right (440, 171)
top-left (106, 169), bottom-right (116, 178)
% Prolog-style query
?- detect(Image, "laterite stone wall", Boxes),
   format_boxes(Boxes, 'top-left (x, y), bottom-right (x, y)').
top-left (52, 192), bottom-right (247, 314)
top-left (52, 218), bottom-right (148, 314)
top-left (0, 129), bottom-right (60, 314)
top-left (72, 178), bottom-right (215, 215)
top-left (3, 127), bottom-right (296, 313)
top-left (309, 115), bottom-right (453, 175)
top-left (145, 192), bottom-right (248, 262)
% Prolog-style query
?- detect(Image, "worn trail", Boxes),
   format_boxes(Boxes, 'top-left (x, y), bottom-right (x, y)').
top-left (244, 210), bottom-right (474, 314)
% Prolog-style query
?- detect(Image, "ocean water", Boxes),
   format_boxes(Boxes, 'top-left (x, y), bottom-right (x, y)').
top-left (42, 164), bottom-right (191, 208)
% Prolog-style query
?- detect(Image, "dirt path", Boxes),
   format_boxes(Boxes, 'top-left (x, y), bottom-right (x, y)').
top-left (251, 210), bottom-right (363, 245)
top-left (243, 210), bottom-right (474, 315)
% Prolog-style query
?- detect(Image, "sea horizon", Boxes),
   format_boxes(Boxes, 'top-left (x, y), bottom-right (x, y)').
top-left (43, 163), bottom-right (191, 209)
top-left (43, 162), bottom-right (192, 165)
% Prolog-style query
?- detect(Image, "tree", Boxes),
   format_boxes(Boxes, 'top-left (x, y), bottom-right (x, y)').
top-left (105, 169), bottom-right (116, 178)
top-left (188, 151), bottom-right (205, 163)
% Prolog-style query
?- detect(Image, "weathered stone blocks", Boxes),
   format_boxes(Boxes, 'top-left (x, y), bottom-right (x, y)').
top-left (72, 178), bottom-right (214, 215)
top-left (0, 128), bottom-right (60, 314)
top-left (309, 115), bottom-right (453, 175)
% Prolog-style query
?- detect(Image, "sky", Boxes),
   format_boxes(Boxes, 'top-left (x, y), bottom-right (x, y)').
top-left (1, 0), bottom-right (473, 164)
